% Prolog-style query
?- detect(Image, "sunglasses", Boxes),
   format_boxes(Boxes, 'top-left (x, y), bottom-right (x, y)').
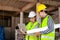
top-left (38, 10), bottom-right (44, 13)
top-left (40, 10), bottom-right (44, 12)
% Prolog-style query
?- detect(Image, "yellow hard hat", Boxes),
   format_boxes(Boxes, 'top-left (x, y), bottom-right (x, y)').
top-left (36, 3), bottom-right (47, 13)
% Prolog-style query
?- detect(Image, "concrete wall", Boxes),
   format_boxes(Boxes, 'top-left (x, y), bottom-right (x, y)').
top-left (4, 27), bottom-right (11, 40)
top-left (51, 11), bottom-right (59, 23)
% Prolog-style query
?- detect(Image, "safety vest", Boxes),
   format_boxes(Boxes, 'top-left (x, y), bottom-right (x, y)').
top-left (39, 15), bottom-right (55, 40)
top-left (26, 21), bottom-right (38, 40)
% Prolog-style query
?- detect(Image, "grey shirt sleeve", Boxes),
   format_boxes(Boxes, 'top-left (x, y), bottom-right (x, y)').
top-left (40, 16), bottom-right (54, 34)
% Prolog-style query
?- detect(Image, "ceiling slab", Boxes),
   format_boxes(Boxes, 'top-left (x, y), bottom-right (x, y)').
top-left (0, 5), bottom-right (20, 11)
top-left (39, 0), bottom-right (60, 6)
top-left (18, 0), bottom-right (37, 2)
top-left (22, 3), bottom-right (35, 11)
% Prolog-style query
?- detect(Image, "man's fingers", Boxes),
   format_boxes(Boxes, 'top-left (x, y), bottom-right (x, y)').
top-left (35, 32), bottom-right (40, 36)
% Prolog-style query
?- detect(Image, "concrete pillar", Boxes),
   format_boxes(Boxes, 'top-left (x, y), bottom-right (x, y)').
top-left (11, 16), bottom-right (15, 39)
top-left (19, 11), bottom-right (26, 32)
top-left (20, 12), bottom-right (23, 24)
top-left (19, 12), bottom-right (25, 28)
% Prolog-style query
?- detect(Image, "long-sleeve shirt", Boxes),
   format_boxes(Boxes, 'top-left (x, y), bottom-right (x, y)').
top-left (40, 16), bottom-right (54, 34)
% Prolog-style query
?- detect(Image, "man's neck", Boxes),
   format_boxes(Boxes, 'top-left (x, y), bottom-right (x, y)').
top-left (42, 13), bottom-right (47, 19)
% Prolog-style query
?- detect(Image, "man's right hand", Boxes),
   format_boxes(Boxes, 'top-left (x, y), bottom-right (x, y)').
top-left (20, 28), bottom-right (26, 35)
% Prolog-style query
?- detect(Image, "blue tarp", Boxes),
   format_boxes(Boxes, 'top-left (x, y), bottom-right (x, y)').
top-left (0, 26), bottom-right (5, 40)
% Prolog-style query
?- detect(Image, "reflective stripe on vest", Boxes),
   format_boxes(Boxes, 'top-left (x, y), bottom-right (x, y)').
top-left (39, 15), bottom-right (55, 40)
top-left (41, 36), bottom-right (55, 40)
top-left (26, 21), bottom-right (38, 40)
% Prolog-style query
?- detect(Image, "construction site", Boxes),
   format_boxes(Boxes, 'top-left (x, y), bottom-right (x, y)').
top-left (0, 0), bottom-right (60, 40)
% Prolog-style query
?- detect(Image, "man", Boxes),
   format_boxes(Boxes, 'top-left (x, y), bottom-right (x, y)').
top-left (36, 3), bottom-right (55, 40)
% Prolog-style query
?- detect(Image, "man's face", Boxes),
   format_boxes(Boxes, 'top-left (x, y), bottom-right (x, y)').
top-left (38, 10), bottom-right (45, 18)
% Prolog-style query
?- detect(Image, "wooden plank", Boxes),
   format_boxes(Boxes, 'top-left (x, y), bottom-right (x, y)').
top-left (22, 3), bottom-right (35, 12)
top-left (14, 1), bottom-right (27, 8)
top-left (0, 13), bottom-right (13, 16)
top-left (47, 7), bottom-right (56, 11)
top-left (0, 5), bottom-right (20, 11)
top-left (18, 0), bottom-right (37, 2)
top-left (1, 0), bottom-right (10, 5)
top-left (8, 0), bottom-right (17, 6)
top-left (39, 0), bottom-right (60, 6)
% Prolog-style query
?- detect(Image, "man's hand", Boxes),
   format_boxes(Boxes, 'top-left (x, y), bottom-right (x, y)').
top-left (20, 28), bottom-right (26, 35)
top-left (35, 32), bottom-right (40, 37)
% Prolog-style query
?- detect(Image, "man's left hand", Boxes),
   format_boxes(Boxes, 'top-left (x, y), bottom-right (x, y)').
top-left (35, 32), bottom-right (40, 37)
